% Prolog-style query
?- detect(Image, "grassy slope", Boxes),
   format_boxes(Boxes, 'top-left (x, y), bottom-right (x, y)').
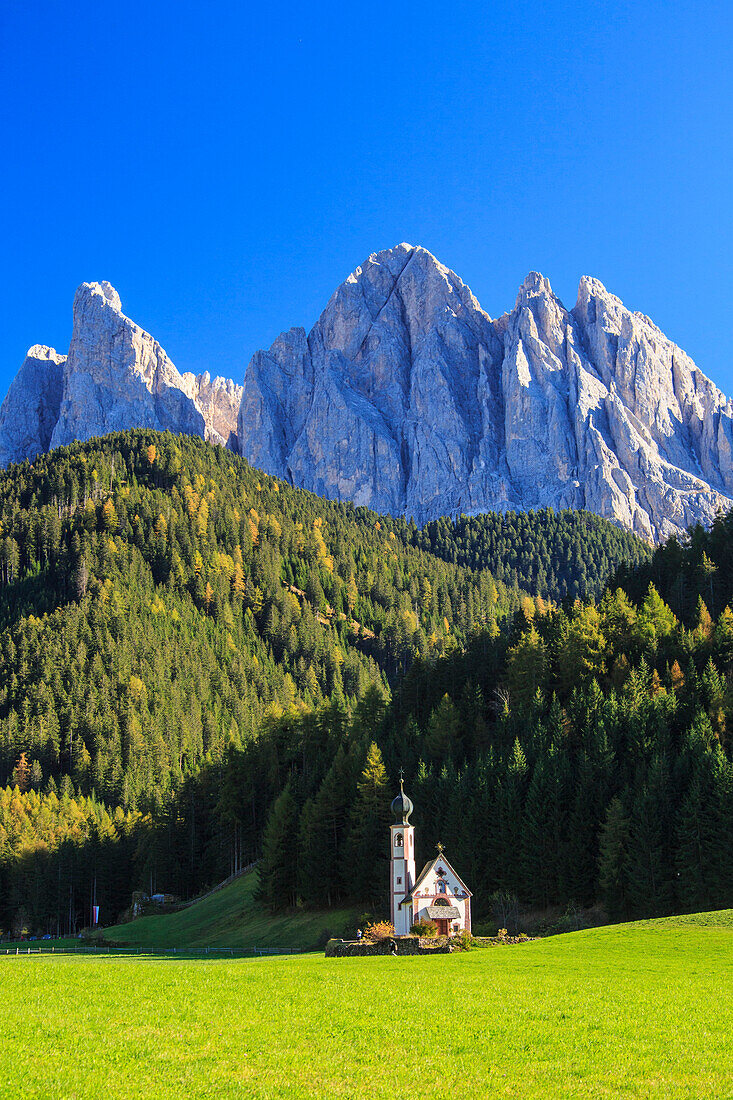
top-left (4, 912), bottom-right (732, 1098)
top-left (100, 870), bottom-right (362, 950)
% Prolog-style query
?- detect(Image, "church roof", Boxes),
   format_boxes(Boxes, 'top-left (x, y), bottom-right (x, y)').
top-left (409, 852), bottom-right (472, 898)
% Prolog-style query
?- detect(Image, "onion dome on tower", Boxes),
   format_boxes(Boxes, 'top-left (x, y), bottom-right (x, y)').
top-left (391, 778), bottom-right (413, 825)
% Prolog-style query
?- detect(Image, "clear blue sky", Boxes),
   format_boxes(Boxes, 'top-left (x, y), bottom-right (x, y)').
top-left (2, 0), bottom-right (732, 393)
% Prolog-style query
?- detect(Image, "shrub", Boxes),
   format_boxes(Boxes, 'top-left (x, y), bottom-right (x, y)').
top-left (547, 903), bottom-right (593, 936)
top-left (471, 919), bottom-right (497, 937)
top-left (489, 890), bottom-right (520, 934)
top-left (315, 928), bottom-right (333, 948)
top-left (410, 919), bottom-right (438, 937)
top-left (363, 920), bottom-right (394, 942)
top-left (451, 930), bottom-right (473, 951)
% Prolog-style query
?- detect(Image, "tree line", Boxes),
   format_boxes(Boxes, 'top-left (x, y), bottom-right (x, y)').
top-left (0, 429), bottom-right (729, 933)
top-left (408, 507), bottom-right (651, 602)
top-left (0, 430), bottom-right (518, 812)
top-left (253, 582), bottom-right (733, 923)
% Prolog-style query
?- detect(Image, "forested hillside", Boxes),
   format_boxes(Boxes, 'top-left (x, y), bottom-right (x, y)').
top-left (1, 429), bottom-right (729, 938)
top-left (0, 430), bottom-right (514, 806)
top-left (376, 583), bottom-right (733, 921)
top-left (614, 515), bottom-right (733, 622)
top-left (0, 430), bottom-right (517, 933)
top-left (256, 551), bottom-right (733, 925)
top-left (407, 508), bottom-right (652, 601)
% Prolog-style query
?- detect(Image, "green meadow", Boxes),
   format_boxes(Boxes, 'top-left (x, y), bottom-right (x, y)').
top-left (3, 911), bottom-right (732, 1099)
top-left (97, 869), bottom-right (360, 951)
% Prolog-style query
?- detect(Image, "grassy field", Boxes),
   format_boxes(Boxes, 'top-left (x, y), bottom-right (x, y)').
top-left (98, 869), bottom-right (362, 950)
top-left (3, 910), bottom-right (732, 1098)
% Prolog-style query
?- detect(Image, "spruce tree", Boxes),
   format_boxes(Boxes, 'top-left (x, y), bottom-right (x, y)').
top-left (625, 757), bottom-right (675, 918)
top-left (675, 745), bottom-right (726, 912)
top-left (424, 694), bottom-right (462, 762)
top-left (597, 796), bottom-right (630, 918)
top-left (297, 747), bottom-right (353, 907)
top-left (343, 742), bottom-right (391, 903)
top-left (256, 781), bottom-right (299, 911)
top-left (564, 753), bottom-right (601, 906)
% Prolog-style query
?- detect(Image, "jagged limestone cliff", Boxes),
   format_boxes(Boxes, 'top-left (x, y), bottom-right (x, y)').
top-left (0, 281), bottom-right (242, 459)
top-left (239, 245), bottom-right (733, 540)
top-left (3, 247), bottom-right (731, 541)
top-left (0, 344), bottom-right (66, 467)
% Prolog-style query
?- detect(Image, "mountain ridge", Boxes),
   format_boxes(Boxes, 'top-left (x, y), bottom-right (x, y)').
top-left (3, 244), bottom-right (731, 541)
top-left (240, 244), bottom-right (733, 540)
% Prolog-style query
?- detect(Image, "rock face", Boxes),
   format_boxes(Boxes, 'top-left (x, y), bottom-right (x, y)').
top-left (0, 345), bottom-right (66, 466)
top-left (50, 282), bottom-right (205, 449)
top-left (180, 370), bottom-right (242, 451)
top-left (3, 249), bottom-right (732, 542)
top-left (2, 281), bottom-right (242, 464)
top-left (239, 244), bottom-right (733, 541)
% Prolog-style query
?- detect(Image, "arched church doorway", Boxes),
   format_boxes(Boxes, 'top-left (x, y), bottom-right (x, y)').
top-left (433, 897), bottom-right (450, 936)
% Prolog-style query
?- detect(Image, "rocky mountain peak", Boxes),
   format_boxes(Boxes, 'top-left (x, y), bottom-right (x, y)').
top-left (575, 273), bottom-right (612, 301)
top-left (0, 344), bottom-right (66, 467)
top-left (2, 282), bottom-right (242, 460)
top-left (238, 245), bottom-right (733, 541)
top-left (26, 344), bottom-right (65, 363)
top-left (515, 270), bottom-right (556, 302)
top-left (74, 280), bottom-right (123, 315)
top-left (4, 245), bottom-right (733, 542)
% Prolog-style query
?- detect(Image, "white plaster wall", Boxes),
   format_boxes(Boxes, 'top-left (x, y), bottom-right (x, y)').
top-left (413, 896), bottom-right (469, 930)
top-left (391, 824), bottom-right (415, 933)
top-left (394, 903), bottom-right (412, 936)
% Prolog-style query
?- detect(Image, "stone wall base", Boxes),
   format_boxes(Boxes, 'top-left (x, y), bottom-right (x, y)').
top-left (325, 937), bottom-right (451, 957)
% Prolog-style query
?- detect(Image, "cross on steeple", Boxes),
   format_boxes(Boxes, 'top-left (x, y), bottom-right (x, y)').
top-left (436, 841), bottom-right (444, 854)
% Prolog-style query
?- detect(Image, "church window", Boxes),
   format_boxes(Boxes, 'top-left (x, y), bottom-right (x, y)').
top-left (437, 881), bottom-right (447, 894)
top-left (394, 834), bottom-right (403, 847)
top-left (396, 876), bottom-right (402, 885)
top-left (434, 897), bottom-right (449, 906)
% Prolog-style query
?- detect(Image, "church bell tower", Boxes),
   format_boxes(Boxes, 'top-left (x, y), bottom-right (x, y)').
top-left (390, 778), bottom-right (416, 935)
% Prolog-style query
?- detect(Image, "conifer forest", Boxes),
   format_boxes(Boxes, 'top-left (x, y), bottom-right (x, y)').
top-left (0, 431), bottom-right (731, 935)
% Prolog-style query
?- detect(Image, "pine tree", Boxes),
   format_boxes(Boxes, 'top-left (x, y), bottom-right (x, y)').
top-left (625, 757), bottom-right (675, 918)
top-left (424, 694), bottom-right (462, 761)
top-left (256, 781), bottom-right (299, 911)
top-left (343, 743), bottom-right (391, 903)
top-left (297, 747), bottom-right (353, 907)
top-left (597, 796), bottom-right (630, 918)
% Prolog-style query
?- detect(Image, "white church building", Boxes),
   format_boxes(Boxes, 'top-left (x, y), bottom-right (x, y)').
top-left (390, 779), bottom-right (472, 936)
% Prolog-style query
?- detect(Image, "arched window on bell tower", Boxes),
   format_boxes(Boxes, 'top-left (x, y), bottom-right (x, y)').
top-left (394, 833), bottom-right (403, 847)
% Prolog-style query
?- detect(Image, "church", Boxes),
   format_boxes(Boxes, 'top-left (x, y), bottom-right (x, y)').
top-left (389, 779), bottom-right (472, 936)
